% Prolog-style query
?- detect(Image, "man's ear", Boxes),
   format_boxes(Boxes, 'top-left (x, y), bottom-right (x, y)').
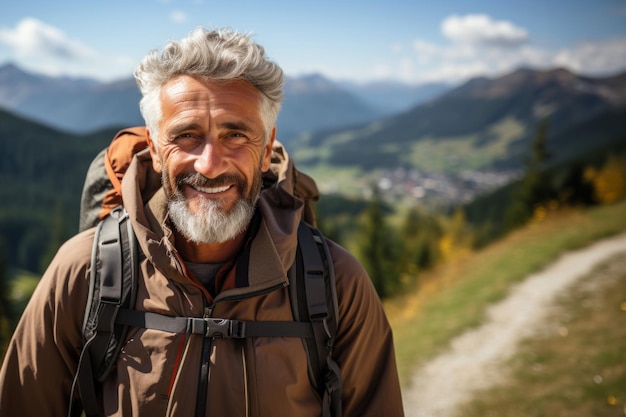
top-left (261, 127), bottom-right (276, 172)
top-left (146, 128), bottom-right (162, 174)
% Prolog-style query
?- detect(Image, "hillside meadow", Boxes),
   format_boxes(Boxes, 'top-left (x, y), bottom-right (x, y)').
top-left (459, 252), bottom-right (626, 416)
top-left (387, 199), bottom-right (626, 387)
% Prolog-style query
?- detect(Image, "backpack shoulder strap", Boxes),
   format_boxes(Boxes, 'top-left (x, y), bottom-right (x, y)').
top-left (71, 206), bottom-right (139, 417)
top-left (290, 222), bottom-right (342, 417)
top-left (70, 211), bottom-right (341, 417)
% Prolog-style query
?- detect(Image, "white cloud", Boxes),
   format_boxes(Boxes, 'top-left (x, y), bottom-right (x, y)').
top-left (406, 39), bottom-right (563, 84)
top-left (398, 15), bottom-right (533, 83)
top-left (0, 17), bottom-right (95, 60)
top-left (441, 14), bottom-right (528, 47)
top-left (412, 39), bottom-right (476, 62)
top-left (553, 35), bottom-right (626, 76)
top-left (386, 14), bottom-right (626, 85)
top-left (0, 18), bottom-right (138, 81)
top-left (171, 10), bottom-right (187, 23)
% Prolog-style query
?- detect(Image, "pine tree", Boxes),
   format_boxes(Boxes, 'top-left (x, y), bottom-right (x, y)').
top-left (400, 207), bottom-right (442, 274)
top-left (506, 119), bottom-right (553, 228)
top-left (358, 186), bottom-right (400, 298)
top-left (40, 202), bottom-right (68, 272)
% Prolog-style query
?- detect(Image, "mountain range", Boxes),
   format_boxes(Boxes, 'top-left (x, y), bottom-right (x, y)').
top-left (294, 67), bottom-right (626, 174)
top-left (0, 63), bottom-right (448, 139)
top-left (1, 63), bottom-right (626, 274)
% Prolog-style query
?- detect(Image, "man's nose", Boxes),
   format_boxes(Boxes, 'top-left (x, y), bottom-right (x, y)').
top-left (194, 140), bottom-right (229, 179)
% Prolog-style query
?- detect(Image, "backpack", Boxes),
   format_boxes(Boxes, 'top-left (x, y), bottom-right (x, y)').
top-left (70, 128), bottom-right (342, 417)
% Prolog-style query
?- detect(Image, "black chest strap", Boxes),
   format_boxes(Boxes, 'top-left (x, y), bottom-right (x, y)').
top-left (115, 308), bottom-right (315, 339)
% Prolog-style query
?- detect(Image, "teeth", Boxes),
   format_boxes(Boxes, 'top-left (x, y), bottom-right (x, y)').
top-left (193, 185), bottom-right (231, 194)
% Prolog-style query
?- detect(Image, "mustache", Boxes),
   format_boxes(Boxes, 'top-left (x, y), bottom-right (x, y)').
top-left (176, 172), bottom-right (247, 191)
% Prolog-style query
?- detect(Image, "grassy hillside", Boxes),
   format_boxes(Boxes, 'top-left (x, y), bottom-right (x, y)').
top-left (295, 70), bottom-right (626, 176)
top-left (460, 252), bottom-right (626, 416)
top-left (388, 199), bottom-right (626, 386)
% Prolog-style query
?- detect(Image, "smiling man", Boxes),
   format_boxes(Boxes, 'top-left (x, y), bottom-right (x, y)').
top-left (0, 27), bottom-right (404, 417)
top-left (154, 76), bottom-right (271, 256)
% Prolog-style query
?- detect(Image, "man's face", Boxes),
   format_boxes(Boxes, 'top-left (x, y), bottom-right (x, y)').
top-left (148, 75), bottom-right (275, 244)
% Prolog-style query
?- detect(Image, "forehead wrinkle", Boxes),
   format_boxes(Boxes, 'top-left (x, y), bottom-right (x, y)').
top-left (159, 75), bottom-right (266, 139)
top-left (167, 122), bottom-right (204, 137)
top-left (218, 121), bottom-right (254, 133)
top-left (161, 78), bottom-right (210, 105)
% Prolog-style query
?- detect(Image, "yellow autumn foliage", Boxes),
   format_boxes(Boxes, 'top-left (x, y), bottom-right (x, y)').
top-left (584, 154), bottom-right (626, 204)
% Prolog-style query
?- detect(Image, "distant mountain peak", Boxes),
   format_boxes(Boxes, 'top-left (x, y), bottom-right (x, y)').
top-left (0, 62), bottom-right (99, 89)
top-left (284, 73), bottom-right (341, 94)
top-left (0, 62), bottom-right (38, 82)
top-left (450, 67), bottom-right (615, 101)
top-left (505, 67), bottom-right (578, 86)
top-left (0, 62), bottom-right (23, 73)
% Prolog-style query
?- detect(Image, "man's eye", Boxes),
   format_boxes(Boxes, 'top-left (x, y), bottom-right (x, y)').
top-left (173, 133), bottom-right (201, 147)
top-left (225, 132), bottom-right (248, 141)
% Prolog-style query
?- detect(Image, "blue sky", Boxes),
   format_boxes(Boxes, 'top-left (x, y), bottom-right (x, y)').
top-left (1, 0), bottom-right (625, 85)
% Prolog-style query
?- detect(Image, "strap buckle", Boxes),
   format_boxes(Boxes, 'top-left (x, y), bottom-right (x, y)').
top-left (188, 318), bottom-right (246, 338)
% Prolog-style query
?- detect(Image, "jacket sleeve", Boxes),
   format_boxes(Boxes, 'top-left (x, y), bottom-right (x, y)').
top-left (0, 230), bottom-right (93, 417)
top-left (330, 241), bottom-right (405, 417)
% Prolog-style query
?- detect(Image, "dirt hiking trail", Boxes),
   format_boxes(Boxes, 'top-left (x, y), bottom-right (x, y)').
top-left (402, 232), bottom-right (626, 417)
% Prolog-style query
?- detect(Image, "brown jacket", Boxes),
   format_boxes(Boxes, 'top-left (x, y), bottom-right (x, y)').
top-left (0, 143), bottom-right (404, 416)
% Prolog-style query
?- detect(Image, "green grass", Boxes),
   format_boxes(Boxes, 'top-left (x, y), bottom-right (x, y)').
top-left (297, 164), bottom-right (367, 196)
top-left (388, 199), bottom-right (626, 386)
top-left (458, 253), bottom-right (626, 417)
top-left (401, 116), bottom-right (526, 172)
top-left (296, 117), bottom-right (526, 175)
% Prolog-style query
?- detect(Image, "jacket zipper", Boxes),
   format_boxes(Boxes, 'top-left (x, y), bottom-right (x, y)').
top-left (191, 283), bottom-right (286, 416)
top-left (241, 344), bottom-right (250, 417)
top-left (167, 223), bottom-right (284, 415)
top-left (194, 305), bottom-right (212, 417)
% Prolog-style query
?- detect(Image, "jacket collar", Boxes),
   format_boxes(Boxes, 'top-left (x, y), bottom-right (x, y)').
top-left (121, 142), bottom-right (305, 295)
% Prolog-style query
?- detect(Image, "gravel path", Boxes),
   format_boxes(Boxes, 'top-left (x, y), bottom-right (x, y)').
top-left (402, 232), bottom-right (626, 417)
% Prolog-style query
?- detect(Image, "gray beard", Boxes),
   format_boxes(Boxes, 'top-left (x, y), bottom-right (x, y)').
top-left (159, 151), bottom-right (264, 245)
top-left (167, 196), bottom-right (256, 244)
top-left (161, 164), bottom-right (263, 245)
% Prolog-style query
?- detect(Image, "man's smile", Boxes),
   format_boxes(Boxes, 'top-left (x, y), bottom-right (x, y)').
top-left (176, 172), bottom-right (245, 199)
top-left (190, 184), bottom-right (233, 194)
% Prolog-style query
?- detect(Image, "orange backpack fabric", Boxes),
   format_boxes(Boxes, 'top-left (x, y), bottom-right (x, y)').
top-left (101, 127), bottom-right (149, 220)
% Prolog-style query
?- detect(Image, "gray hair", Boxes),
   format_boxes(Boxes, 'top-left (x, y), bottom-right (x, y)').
top-left (134, 27), bottom-right (284, 143)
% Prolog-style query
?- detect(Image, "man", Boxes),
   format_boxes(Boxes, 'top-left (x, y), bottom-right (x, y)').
top-left (0, 27), bottom-right (404, 416)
